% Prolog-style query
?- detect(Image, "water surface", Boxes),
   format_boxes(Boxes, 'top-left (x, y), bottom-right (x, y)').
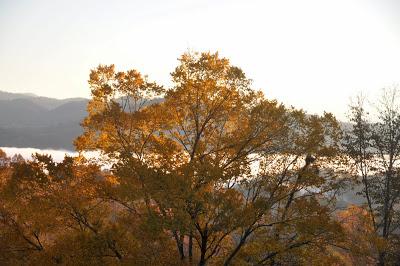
top-left (1, 147), bottom-right (77, 162)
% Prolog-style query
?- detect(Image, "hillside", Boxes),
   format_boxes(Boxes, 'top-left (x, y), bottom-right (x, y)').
top-left (0, 90), bottom-right (88, 150)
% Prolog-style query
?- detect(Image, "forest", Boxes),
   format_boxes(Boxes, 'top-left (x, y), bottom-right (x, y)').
top-left (1, 51), bottom-right (400, 265)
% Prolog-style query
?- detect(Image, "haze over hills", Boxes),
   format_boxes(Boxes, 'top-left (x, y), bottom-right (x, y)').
top-left (0, 90), bottom-right (88, 150)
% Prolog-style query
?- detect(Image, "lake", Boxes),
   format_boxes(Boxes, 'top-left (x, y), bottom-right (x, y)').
top-left (0, 147), bottom-right (78, 162)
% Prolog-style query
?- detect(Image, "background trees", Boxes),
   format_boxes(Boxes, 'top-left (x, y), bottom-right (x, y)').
top-left (344, 87), bottom-right (400, 265)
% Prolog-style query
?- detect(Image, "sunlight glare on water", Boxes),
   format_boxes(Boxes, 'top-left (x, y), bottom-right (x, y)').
top-left (0, 147), bottom-right (77, 162)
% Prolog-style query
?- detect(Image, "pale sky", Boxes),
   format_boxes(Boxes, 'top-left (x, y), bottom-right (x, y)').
top-left (0, 0), bottom-right (399, 120)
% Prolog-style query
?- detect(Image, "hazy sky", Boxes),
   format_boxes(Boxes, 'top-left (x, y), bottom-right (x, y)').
top-left (0, 0), bottom-right (399, 120)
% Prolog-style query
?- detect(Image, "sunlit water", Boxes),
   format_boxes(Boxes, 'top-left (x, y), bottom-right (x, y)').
top-left (1, 147), bottom-right (78, 162)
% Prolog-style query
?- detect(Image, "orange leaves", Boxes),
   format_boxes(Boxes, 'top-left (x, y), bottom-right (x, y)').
top-left (89, 64), bottom-right (116, 98)
top-left (337, 205), bottom-right (384, 264)
top-left (89, 64), bottom-right (164, 102)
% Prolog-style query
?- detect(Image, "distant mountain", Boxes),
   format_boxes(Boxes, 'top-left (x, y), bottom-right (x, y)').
top-left (0, 90), bottom-right (88, 150)
top-left (0, 90), bottom-right (87, 110)
top-left (0, 90), bottom-right (37, 100)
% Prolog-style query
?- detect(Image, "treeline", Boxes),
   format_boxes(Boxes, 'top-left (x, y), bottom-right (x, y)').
top-left (0, 52), bottom-right (399, 265)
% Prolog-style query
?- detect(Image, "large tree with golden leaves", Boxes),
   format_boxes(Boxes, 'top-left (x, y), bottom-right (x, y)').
top-left (75, 51), bottom-right (347, 265)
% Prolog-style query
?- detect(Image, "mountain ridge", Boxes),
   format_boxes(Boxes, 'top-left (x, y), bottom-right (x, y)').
top-left (0, 90), bottom-right (88, 150)
top-left (0, 90), bottom-right (88, 110)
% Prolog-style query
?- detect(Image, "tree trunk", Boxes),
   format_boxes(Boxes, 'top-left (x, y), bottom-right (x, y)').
top-left (172, 230), bottom-right (185, 260)
top-left (189, 230), bottom-right (193, 263)
top-left (378, 251), bottom-right (385, 266)
top-left (199, 229), bottom-right (208, 266)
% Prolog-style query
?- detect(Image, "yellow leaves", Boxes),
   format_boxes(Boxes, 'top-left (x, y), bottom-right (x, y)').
top-left (69, 50), bottom-right (353, 265)
top-left (105, 174), bottom-right (120, 185)
top-left (88, 63), bottom-right (164, 106)
top-left (282, 109), bottom-right (342, 158)
top-left (89, 64), bottom-right (116, 98)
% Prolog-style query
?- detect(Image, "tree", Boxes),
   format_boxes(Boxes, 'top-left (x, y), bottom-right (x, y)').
top-left (336, 205), bottom-right (384, 265)
top-left (344, 87), bottom-right (400, 265)
top-left (0, 152), bottom-right (179, 265)
top-left (0, 149), bottom-right (9, 168)
top-left (76, 51), bottom-right (347, 265)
